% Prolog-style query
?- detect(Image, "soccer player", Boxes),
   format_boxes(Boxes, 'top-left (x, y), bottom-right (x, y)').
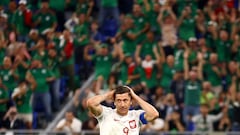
top-left (87, 85), bottom-right (159, 135)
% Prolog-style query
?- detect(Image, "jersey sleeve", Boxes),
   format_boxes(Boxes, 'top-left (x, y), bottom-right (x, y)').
top-left (136, 110), bottom-right (147, 125)
top-left (95, 105), bottom-right (113, 122)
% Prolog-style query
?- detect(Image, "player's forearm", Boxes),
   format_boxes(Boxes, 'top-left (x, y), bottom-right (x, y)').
top-left (132, 94), bottom-right (159, 121)
top-left (87, 92), bottom-right (112, 117)
top-left (87, 94), bottom-right (107, 107)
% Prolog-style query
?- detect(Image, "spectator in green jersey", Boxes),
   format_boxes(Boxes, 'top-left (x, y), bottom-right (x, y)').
top-left (183, 51), bottom-right (204, 127)
top-left (29, 59), bottom-right (55, 122)
top-left (11, 0), bottom-right (33, 42)
top-left (0, 56), bottom-right (19, 93)
top-left (47, 48), bottom-right (61, 111)
top-left (58, 30), bottom-right (78, 91)
top-left (12, 75), bottom-right (36, 129)
top-left (33, 0), bottom-right (57, 35)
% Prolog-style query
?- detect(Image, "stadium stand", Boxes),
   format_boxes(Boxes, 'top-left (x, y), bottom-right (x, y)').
top-left (0, 0), bottom-right (240, 134)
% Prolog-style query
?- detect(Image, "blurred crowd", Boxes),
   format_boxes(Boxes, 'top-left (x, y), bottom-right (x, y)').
top-left (0, 0), bottom-right (239, 134)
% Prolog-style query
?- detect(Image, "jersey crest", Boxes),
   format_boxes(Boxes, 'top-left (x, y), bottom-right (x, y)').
top-left (129, 120), bottom-right (136, 129)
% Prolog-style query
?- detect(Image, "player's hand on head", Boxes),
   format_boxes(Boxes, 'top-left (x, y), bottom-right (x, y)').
top-left (125, 86), bottom-right (137, 98)
top-left (106, 90), bottom-right (115, 101)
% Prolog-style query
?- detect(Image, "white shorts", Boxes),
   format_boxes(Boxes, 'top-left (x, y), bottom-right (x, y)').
top-left (17, 113), bottom-right (33, 123)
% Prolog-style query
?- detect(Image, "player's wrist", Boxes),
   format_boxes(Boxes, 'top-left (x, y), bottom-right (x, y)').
top-left (103, 93), bottom-right (109, 100)
top-left (104, 91), bottom-right (114, 101)
top-left (131, 92), bottom-right (137, 99)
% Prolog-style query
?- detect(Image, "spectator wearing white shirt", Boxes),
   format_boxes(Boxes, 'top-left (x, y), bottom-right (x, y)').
top-left (55, 110), bottom-right (82, 135)
top-left (192, 104), bottom-right (227, 132)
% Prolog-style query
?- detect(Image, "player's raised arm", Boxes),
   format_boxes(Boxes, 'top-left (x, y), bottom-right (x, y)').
top-left (127, 86), bottom-right (159, 122)
top-left (87, 90), bottom-right (114, 117)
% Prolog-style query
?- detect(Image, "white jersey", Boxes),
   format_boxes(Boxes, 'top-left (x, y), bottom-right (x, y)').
top-left (96, 106), bottom-right (145, 135)
top-left (56, 118), bottom-right (82, 133)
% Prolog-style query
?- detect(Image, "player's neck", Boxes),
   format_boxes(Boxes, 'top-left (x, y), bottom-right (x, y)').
top-left (116, 111), bottom-right (128, 116)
